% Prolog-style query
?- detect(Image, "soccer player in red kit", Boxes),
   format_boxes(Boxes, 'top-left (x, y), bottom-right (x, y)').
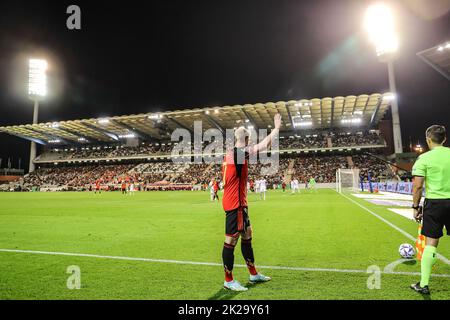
top-left (95, 180), bottom-right (101, 194)
top-left (121, 181), bottom-right (127, 195)
top-left (221, 113), bottom-right (281, 291)
top-left (213, 179), bottom-right (220, 201)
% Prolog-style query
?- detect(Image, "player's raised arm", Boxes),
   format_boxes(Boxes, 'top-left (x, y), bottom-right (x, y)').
top-left (248, 113), bottom-right (282, 155)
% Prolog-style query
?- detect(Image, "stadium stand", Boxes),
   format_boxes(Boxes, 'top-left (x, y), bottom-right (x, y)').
top-left (0, 93), bottom-right (398, 191)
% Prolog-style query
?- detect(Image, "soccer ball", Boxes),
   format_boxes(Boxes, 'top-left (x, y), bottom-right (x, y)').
top-left (399, 243), bottom-right (415, 259)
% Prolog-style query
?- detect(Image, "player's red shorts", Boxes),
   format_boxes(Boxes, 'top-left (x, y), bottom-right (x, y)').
top-left (225, 206), bottom-right (250, 237)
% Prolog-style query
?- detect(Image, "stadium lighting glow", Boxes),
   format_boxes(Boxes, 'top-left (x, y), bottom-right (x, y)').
top-left (48, 139), bottom-right (61, 143)
top-left (341, 118), bottom-right (362, 124)
top-left (364, 3), bottom-right (398, 56)
top-left (148, 114), bottom-right (163, 120)
top-left (295, 121), bottom-right (313, 127)
top-left (247, 125), bottom-right (254, 130)
top-left (414, 144), bottom-right (424, 153)
top-left (205, 110), bottom-right (210, 115)
top-left (50, 122), bottom-right (59, 128)
top-left (98, 118), bottom-right (110, 124)
top-left (383, 93), bottom-right (396, 101)
top-left (214, 109), bottom-right (219, 114)
top-left (28, 59), bottom-right (47, 98)
top-left (77, 137), bottom-right (86, 142)
top-left (437, 43), bottom-right (450, 52)
top-left (118, 133), bottom-right (136, 139)
top-left (295, 102), bottom-right (312, 107)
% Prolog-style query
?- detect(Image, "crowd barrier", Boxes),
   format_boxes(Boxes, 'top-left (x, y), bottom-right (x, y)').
top-left (361, 181), bottom-right (419, 195)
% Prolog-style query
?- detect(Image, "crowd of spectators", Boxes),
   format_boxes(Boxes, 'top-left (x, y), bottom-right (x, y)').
top-left (352, 154), bottom-right (393, 181)
top-left (330, 132), bottom-right (382, 147)
top-left (291, 155), bottom-right (349, 183)
top-left (36, 131), bottom-right (384, 163)
top-left (278, 135), bottom-right (328, 149)
top-left (21, 150), bottom-right (392, 190)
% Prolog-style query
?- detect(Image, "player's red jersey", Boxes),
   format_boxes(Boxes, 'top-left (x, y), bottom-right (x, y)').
top-left (213, 181), bottom-right (219, 192)
top-left (222, 148), bottom-right (249, 211)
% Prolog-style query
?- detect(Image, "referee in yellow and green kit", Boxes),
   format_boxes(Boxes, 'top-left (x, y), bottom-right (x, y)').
top-left (410, 125), bottom-right (450, 294)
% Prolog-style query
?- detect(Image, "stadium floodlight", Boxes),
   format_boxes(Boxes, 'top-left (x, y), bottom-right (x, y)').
top-left (28, 59), bottom-right (47, 98)
top-left (364, 3), bottom-right (403, 154)
top-left (27, 58), bottom-right (48, 173)
top-left (364, 3), bottom-right (398, 57)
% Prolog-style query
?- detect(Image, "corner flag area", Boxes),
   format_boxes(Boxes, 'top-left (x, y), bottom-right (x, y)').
top-left (1, 189), bottom-right (449, 300)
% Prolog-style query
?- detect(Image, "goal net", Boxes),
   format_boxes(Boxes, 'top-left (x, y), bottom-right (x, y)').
top-left (336, 168), bottom-right (360, 193)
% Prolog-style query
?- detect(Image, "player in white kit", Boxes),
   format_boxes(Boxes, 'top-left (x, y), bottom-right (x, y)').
top-left (255, 179), bottom-right (260, 194)
top-left (292, 178), bottom-right (299, 193)
top-left (209, 179), bottom-right (215, 201)
top-left (129, 182), bottom-right (135, 196)
top-left (259, 178), bottom-right (267, 200)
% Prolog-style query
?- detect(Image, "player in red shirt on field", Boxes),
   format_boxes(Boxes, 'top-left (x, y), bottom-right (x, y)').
top-left (213, 179), bottom-right (220, 201)
top-left (121, 180), bottom-right (127, 195)
top-left (95, 180), bottom-right (101, 194)
top-left (221, 113), bottom-right (281, 291)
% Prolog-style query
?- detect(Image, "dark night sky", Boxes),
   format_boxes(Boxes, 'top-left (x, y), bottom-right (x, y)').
top-left (0, 0), bottom-right (449, 170)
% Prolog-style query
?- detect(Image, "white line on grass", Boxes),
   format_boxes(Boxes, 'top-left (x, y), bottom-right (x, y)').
top-left (338, 191), bottom-right (450, 266)
top-left (1, 248), bottom-right (450, 278)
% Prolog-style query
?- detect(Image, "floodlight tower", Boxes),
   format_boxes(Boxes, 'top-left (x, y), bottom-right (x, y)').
top-left (28, 58), bottom-right (47, 173)
top-left (364, 3), bottom-right (403, 154)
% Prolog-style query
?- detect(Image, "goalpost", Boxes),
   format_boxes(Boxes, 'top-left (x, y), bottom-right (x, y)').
top-left (336, 168), bottom-right (360, 193)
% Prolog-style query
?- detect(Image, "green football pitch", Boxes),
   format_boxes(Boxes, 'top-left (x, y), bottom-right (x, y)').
top-left (0, 189), bottom-right (449, 300)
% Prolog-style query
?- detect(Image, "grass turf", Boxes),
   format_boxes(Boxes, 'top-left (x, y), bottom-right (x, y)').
top-left (0, 189), bottom-right (449, 300)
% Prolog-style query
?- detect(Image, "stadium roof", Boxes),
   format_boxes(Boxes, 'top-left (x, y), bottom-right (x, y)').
top-left (0, 93), bottom-right (393, 145)
top-left (417, 41), bottom-right (450, 80)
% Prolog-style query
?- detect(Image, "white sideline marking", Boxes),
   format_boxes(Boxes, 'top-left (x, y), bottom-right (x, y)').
top-left (388, 208), bottom-right (415, 221)
top-left (339, 192), bottom-right (450, 266)
top-left (0, 248), bottom-right (450, 278)
top-left (351, 193), bottom-right (412, 200)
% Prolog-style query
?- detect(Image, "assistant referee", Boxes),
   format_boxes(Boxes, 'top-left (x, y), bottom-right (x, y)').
top-left (410, 125), bottom-right (450, 294)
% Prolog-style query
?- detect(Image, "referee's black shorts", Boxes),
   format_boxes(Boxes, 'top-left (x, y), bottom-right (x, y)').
top-left (225, 206), bottom-right (251, 237)
top-left (422, 199), bottom-right (450, 238)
